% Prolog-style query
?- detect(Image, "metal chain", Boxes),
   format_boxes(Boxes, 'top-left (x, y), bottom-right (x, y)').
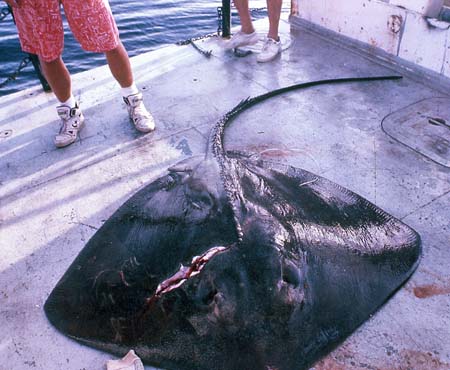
top-left (176, 33), bottom-right (218, 46)
top-left (0, 3), bottom-right (265, 88)
top-left (0, 5), bottom-right (12, 21)
top-left (249, 7), bottom-right (267, 14)
top-left (0, 56), bottom-right (32, 89)
top-left (178, 4), bottom-right (268, 57)
top-left (176, 34), bottom-right (217, 58)
top-left (217, 6), bottom-right (223, 35)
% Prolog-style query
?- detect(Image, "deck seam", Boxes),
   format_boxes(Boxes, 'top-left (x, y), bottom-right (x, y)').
top-left (400, 188), bottom-right (450, 220)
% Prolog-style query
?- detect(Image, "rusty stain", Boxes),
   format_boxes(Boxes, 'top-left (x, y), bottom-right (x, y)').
top-left (312, 349), bottom-right (449, 370)
top-left (242, 144), bottom-right (313, 160)
top-left (369, 38), bottom-right (378, 47)
top-left (394, 349), bottom-right (450, 370)
top-left (413, 284), bottom-right (450, 299)
top-left (260, 149), bottom-right (294, 158)
top-left (388, 15), bottom-right (403, 34)
top-left (313, 357), bottom-right (348, 370)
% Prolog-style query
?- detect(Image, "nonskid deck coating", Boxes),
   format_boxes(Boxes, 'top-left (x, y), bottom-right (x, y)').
top-left (0, 18), bottom-right (449, 370)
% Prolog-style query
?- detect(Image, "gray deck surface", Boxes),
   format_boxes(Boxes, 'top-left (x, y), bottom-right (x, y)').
top-left (0, 18), bottom-right (449, 370)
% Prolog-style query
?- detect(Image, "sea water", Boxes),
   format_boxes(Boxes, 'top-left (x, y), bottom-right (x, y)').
top-left (0, 0), bottom-right (268, 96)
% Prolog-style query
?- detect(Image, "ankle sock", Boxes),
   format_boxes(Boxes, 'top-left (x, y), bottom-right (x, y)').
top-left (121, 83), bottom-right (139, 98)
top-left (60, 95), bottom-right (76, 108)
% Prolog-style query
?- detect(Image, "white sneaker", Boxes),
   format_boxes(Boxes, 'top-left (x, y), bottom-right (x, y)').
top-left (223, 31), bottom-right (259, 50)
top-left (54, 103), bottom-right (85, 148)
top-left (257, 37), bottom-right (282, 63)
top-left (123, 92), bottom-right (155, 133)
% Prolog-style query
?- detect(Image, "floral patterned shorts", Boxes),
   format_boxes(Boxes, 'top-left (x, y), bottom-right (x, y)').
top-left (13, 0), bottom-right (120, 62)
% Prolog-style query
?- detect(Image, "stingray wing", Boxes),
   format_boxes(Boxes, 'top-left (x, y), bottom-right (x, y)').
top-left (44, 168), bottom-right (237, 348)
top-left (233, 156), bottom-right (420, 366)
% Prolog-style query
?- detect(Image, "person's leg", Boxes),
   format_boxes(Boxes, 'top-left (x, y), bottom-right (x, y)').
top-left (39, 56), bottom-right (84, 148)
top-left (39, 56), bottom-right (72, 102)
top-left (64, 0), bottom-right (154, 133)
top-left (267, 0), bottom-right (282, 40)
top-left (105, 42), bottom-right (133, 88)
top-left (105, 42), bottom-right (155, 132)
top-left (256, 0), bottom-right (283, 62)
top-left (14, 0), bottom-right (83, 147)
top-left (223, 0), bottom-right (259, 50)
top-left (233, 0), bottom-right (254, 34)
top-left (14, 0), bottom-right (74, 100)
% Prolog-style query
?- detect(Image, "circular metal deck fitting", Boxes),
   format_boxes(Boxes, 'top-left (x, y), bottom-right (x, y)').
top-left (382, 97), bottom-right (450, 168)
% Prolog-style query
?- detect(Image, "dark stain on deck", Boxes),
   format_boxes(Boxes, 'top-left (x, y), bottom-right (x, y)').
top-left (413, 284), bottom-right (450, 299)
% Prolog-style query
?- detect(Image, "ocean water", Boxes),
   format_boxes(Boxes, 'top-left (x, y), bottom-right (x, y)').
top-left (0, 0), bottom-right (268, 96)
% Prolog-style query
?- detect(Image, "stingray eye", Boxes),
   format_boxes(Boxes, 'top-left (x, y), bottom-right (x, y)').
top-left (202, 288), bottom-right (218, 305)
top-left (282, 261), bottom-right (302, 287)
top-left (195, 278), bottom-right (217, 306)
top-left (195, 279), bottom-right (218, 306)
top-left (191, 190), bottom-right (218, 214)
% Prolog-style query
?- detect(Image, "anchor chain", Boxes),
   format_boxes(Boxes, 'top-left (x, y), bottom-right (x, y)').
top-left (0, 56), bottom-right (32, 89)
top-left (179, 5), bottom-right (267, 57)
top-left (217, 6), bottom-right (224, 35)
top-left (176, 33), bottom-right (217, 58)
top-left (217, 5), bottom-right (267, 35)
top-left (0, 6), bottom-right (11, 21)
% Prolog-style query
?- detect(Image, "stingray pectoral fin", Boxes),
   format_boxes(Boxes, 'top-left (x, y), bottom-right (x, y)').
top-left (239, 157), bottom-right (420, 303)
top-left (44, 169), bottom-right (237, 347)
top-left (242, 157), bottom-right (420, 256)
top-left (230, 157), bottom-right (420, 368)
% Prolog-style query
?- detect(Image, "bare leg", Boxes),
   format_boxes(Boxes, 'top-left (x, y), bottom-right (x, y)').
top-left (267, 0), bottom-right (282, 40)
top-left (233, 0), bottom-right (255, 34)
top-left (105, 42), bottom-right (134, 88)
top-left (39, 56), bottom-right (71, 102)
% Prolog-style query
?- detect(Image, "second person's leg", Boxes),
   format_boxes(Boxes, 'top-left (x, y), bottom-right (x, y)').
top-left (256, 0), bottom-right (283, 62)
top-left (224, 0), bottom-right (259, 49)
top-left (234, 0), bottom-right (254, 34)
top-left (267, 0), bottom-right (282, 41)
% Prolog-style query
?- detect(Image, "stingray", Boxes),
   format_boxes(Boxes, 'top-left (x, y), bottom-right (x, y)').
top-left (44, 76), bottom-right (421, 370)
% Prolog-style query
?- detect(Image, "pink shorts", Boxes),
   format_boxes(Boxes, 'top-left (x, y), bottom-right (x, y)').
top-left (13, 0), bottom-right (120, 62)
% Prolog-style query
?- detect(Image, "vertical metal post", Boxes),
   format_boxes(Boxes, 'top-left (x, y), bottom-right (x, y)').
top-left (28, 54), bottom-right (51, 92)
top-left (221, 0), bottom-right (231, 38)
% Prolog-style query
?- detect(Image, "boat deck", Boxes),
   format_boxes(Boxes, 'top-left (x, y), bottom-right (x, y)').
top-left (1, 17), bottom-right (449, 370)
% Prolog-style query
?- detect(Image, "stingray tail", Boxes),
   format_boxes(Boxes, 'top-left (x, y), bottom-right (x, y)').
top-left (208, 75), bottom-right (402, 159)
top-left (207, 75), bottom-right (402, 245)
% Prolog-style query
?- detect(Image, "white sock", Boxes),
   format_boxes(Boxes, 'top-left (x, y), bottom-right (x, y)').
top-left (121, 83), bottom-right (139, 98)
top-left (60, 95), bottom-right (76, 108)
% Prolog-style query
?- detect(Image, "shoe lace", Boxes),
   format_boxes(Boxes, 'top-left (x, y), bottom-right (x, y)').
top-left (261, 40), bottom-right (271, 52)
top-left (262, 38), bottom-right (279, 53)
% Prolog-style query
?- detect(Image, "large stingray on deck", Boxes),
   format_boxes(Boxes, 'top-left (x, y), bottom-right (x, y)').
top-left (45, 77), bottom-right (421, 370)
